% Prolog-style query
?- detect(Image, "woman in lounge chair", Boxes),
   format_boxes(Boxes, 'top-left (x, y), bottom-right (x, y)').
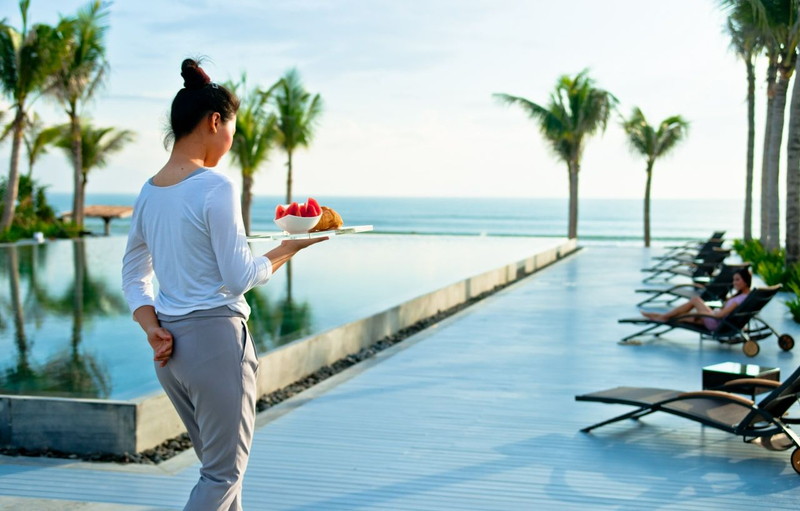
top-left (641, 267), bottom-right (751, 328)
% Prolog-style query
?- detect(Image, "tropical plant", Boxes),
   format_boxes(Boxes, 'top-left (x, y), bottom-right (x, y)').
top-left (0, 1), bottom-right (70, 231)
top-left (725, 11), bottom-right (764, 242)
top-left (272, 68), bottom-right (323, 204)
top-left (226, 74), bottom-right (279, 235)
top-left (0, 173), bottom-right (77, 242)
top-left (621, 108), bottom-right (689, 247)
top-left (494, 70), bottom-right (617, 239)
top-left (23, 113), bottom-right (61, 177)
top-left (55, 120), bottom-right (134, 206)
top-left (728, 0), bottom-right (800, 250)
top-left (51, 0), bottom-right (110, 228)
top-left (785, 282), bottom-right (800, 323)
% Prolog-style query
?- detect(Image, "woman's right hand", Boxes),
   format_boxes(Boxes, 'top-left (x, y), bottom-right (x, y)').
top-left (148, 326), bottom-right (174, 367)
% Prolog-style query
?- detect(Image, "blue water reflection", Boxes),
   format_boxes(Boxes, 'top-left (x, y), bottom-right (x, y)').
top-left (0, 235), bottom-right (561, 400)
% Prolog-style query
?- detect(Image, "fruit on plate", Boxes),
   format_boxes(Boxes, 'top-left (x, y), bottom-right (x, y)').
top-left (284, 202), bottom-right (300, 217)
top-left (307, 197), bottom-right (321, 216)
top-left (274, 198), bottom-right (322, 220)
top-left (310, 206), bottom-right (343, 232)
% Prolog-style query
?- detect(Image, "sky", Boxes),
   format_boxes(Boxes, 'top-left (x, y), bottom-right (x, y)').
top-left (0, 0), bottom-right (772, 200)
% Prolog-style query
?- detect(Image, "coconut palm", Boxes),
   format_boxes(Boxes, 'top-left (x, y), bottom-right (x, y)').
top-left (494, 71), bottom-right (617, 239)
top-left (729, 0), bottom-right (800, 250)
top-left (51, 0), bottom-right (110, 229)
top-left (2, 111), bottom-right (61, 177)
top-left (621, 108), bottom-right (690, 247)
top-left (272, 69), bottom-right (323, 204)
top-left (23, 113), bottom-right (61, 178)
top-left (786, 6), bottom-right (800, 264)
top-left (226, 75), bottom-right (279, 235)
top-left (726, 14), bottom-right (763, 241)
top-left (55, 121), bottom-right (134, 208)
top-left (0, 1), bottom-right (70, 231)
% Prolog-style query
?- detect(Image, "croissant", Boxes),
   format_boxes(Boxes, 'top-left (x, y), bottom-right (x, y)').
top-left (310, 206), bottom-right (343, 232)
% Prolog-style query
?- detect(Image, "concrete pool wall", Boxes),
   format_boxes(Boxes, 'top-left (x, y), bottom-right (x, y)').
top-left (0, 238), bottom-right (577, 455)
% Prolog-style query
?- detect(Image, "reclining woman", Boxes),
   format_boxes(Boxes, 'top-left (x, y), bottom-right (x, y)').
top-left (641, 267), bottom-right (752, 328)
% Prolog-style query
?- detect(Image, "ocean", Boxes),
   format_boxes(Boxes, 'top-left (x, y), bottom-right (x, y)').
top-left (49, 193), bottom-right (752, 244)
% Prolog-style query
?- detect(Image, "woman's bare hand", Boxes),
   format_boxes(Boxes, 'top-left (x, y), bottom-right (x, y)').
top-left (280, 237), bottom-right (329, 251)
top-left (148, 326), bottom-right (174, 367)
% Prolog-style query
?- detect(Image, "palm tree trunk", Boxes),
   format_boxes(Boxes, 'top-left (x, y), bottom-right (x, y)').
top-left (568, 161), bottom-right (579, 239)
top-left (286, 259), bottom-right (293, 303)
top-left (242, 172), bottom-right (253, 236)
top-left (761, 56), bottom-right (778, 247)
top-left (8, 245), bottom-right (27, 357)
top-left (285, 150), bottom-right (293, 204)
top-left (745, 55), bottom-right (756, 242)
top-left (1, 107), bottom-right (26, 231)
top-left (766, 69), bottom-right (792, 251)
top-left (644, 163), bottom-right (653, 248)
top-left (70, 110), bottom-right (84, 229)
top-left (788, 60), bottom-right (800, 265)
top-left (72, 239), bottom-right (85, 350)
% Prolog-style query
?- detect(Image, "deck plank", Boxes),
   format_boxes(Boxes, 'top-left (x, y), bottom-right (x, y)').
top-left (1, 246), bottom-right (799, 509)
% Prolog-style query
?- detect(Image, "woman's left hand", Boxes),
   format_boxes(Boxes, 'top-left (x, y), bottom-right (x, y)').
top-left (148, 326), bottom-right (174, 367)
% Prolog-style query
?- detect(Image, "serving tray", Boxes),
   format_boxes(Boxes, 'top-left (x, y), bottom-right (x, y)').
top-left (246, 225), bottom-right (373, 241)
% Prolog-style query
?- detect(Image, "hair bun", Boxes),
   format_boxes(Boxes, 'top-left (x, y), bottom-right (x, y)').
top-left (181, 59), bottom-right (211, 90)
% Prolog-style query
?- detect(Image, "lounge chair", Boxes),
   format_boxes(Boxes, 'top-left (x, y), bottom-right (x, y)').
top-left (619, 285), bottom-right (795, 356)
top-left (661, 231), bottom-right (725, 254)
top-left (651, 238), bottom-right (725, 266)
top-left (575, 364), bottom-right (800, 475)
top-left (641, 248), bottom-right (730, 284)
top-left (635, 264), bottom-right (748, 307)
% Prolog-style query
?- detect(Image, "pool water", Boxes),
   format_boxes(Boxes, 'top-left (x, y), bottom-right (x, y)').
top-left (0, 234), bottom-right (562, 400)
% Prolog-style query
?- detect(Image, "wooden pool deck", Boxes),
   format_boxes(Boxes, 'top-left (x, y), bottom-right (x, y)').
top-left (1, 246), bottom-right (799, 510)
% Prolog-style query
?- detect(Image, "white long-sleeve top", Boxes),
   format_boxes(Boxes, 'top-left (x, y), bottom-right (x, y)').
top-left (121, 167), bottom-right (272, 320)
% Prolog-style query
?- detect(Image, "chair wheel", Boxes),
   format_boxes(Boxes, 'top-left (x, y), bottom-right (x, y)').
top-left (792, 448), bottom-right (800, 476)
top-left (743, 340), bottom-right (760, 357)
top-left (779, 334), bottom-right (795, 351)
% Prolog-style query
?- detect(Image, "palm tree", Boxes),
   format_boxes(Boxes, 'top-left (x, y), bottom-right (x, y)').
top-left (272, 69), bottom-right (323, 204)
top-left (226, 75), bottom-right (279, 235)
top-left (726, 12), bottom-right (763, 242)
top-left (494, 71), bottom-right (617, 239)
top-left (730, 0), bottom-right (800, 250)
top-left (55, 121), bottom-right (134, 209)
top-left (23, 113), bottom-right (61, 178)
top-left (0, 1), bottom-right (69, 231)
top-left (51, 0), bottom-right (110, 229)
top-left (621, 108), bottom-right (690, 247)
top-left (786, 6), bottom-right (800, 264)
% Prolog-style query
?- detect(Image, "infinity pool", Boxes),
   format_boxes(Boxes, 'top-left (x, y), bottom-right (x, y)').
top-left (0, 234), bottom-right (563, 400)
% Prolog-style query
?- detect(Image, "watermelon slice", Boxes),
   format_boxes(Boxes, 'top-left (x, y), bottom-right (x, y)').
top-left (299, 203), bottom-right (308, 217)
top-left (307, 197), bottom-right (321, 216)
top-left (275, 204), bottom-right (287, 219)
top-left (285, 202), bottom-right (300, 217)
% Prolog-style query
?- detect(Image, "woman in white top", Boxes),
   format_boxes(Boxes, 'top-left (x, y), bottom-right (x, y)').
top-left (122, 59), bottom-right (325, 511)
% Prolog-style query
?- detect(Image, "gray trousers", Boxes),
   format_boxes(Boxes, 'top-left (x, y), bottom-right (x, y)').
top-left (155, 306), bottom-right (259, 511)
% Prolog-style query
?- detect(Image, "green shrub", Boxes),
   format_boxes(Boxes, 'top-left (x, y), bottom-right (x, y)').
top-left (786, 282), bottom-right (800, 324)
top-left (786, 263), bottom-right (800, 291)
top-left (756, 259), bottom-right (788, 286)
top-left (733, 238), bottom-right (769, 266)
top-left (0, 175), bottom-right (77, 242)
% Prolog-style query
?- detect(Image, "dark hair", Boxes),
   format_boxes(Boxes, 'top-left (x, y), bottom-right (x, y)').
top-left (732, 267), bottom-right (752, 297)
top-left (164, 59), bottom-right (239, 148)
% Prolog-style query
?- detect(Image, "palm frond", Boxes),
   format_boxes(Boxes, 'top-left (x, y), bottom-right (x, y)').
top-left (229, 74), bottom-right (279, 177)
top-left (272, 68), bottom-right (323, 153)
top-left (494, 71), bottom-right (616, 166)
